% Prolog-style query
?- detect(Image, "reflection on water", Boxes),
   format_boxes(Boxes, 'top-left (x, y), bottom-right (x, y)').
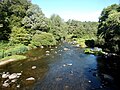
top-left (97, 56), bottom-right (120, 90)
top-left (0, 42), bottom-right (120, 90)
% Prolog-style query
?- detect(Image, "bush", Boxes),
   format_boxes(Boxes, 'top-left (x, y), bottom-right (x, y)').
top-left (1, 55), bottom-right (27, 61)
top-left (95, 34), bottom-right (105, 47)
top-left (76, 38), bottom-right (86, 48)
top-left (9, 26), bottom-right (30, 45)
top-left (0, 50), bottom-right (4, 59)
top-left (0, 44), bottom-right (28, 59)
top-left (31, 32), bottom-right (56, 47)
top-left (84, 47), bottom-right (104, 55)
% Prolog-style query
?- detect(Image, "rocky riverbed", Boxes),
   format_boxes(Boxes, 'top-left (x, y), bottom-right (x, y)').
top-left (0, 42), bottom-right (120, 90)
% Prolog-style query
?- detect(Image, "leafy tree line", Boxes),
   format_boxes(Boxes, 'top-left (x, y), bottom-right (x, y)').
top-left (0, 0), bottom-right (98, 48)
top-left (66, 19), bottom-right (98, 39)
top-left (0, 0), bottom-right (31, 40)
top-left (97, 4), bottom-right (120, 54)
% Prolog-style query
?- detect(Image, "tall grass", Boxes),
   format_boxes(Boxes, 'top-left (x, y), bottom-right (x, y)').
top-left (0, 41), bottom-right (28, 59)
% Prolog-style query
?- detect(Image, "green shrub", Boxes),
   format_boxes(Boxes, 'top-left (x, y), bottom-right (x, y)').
top-left (0, 41), bottom-right (9, 50)
top-left (0, 44), bottom-right (28, 59)
top-left (0, 50), bottom-right (4, 59)
top-left (31, 32), bottom-right (56, 47)
top-left (95, 34), bottom-right (105, 46)
top-left (84, 48), bottom-right (104, 55)
top-left (76, 38), bottom-right (86, 48)
top-left (84, 48), bottom-right (94, 54)
top-left (1, 55), bottom-right (27, 61)
top-left (9, 26), bottom-right (30, 45)
top-left (14, 44), bottom-right (28, 54)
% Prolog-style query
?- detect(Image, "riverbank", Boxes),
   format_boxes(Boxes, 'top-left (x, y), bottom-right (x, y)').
top-left (84, 47), bottom-right (120, 59)
top-left (0, 55), bottom-right (27, 66)
top-left (0, 42), bottom-right (119, 90)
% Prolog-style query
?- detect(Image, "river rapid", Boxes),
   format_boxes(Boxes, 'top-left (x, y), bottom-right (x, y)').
top-left (0, 42), bottom-right (120, 90)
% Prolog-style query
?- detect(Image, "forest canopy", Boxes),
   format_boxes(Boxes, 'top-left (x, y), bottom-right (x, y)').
top-left (97, 4), bottom-right (120, 53)
top-left (0, 0), bottom-right (119, 55)
top-left (0, 0), bottom-right (98, 45)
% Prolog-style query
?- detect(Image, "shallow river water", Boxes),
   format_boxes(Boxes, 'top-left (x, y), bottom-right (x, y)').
top-left (0, 42), bottom-right (120, 90)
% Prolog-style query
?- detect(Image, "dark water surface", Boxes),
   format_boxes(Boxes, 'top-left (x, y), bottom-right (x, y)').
top-left (0, 42), bottom-right (120, 90)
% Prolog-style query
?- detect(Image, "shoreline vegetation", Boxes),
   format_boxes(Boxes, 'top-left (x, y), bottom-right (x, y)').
top-left (0, 55), bottom-right (27, 66)
top-left (0, 0), bottom-right (120, 66)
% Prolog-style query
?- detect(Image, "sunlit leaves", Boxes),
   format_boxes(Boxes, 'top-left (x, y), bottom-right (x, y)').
top-left (98, 4), bottom-right (120, 53)
top-left (22, 4), bottom-right (48, 32)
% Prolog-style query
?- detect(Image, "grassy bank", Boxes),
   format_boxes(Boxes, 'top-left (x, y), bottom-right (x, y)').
top-left (0, 55), bottom-right (27, 66)
top-left (0, 55), bottom-right (27, 61)
top-left (0, 41), bottom-right (28, 61)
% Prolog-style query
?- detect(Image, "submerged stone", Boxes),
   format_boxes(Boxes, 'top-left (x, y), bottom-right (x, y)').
top-left (11, 79), bottom-right (17, 83)
top-left (56, 77), bottom-right (62, 81)
top-left (63, 63), bottom-right (72, 67)
top-left (17, 73), bottom-right (22, 76)
top-left (9, 73), bottom-right (18, 80)
top-left (50, 49), bottom-right (53, 51)
top-left (88, 80), bottom-right (91, 83)
top-left (32, 66), bottom-right (37, 69)
top-left (55, 51), bottom-right (57, 54)
top-left (41, 46), bottom-right (44, 48)
top-left (46, 54), bottom-right (50, 56)
top-left (4, 79), bottom-right (9, 83)
top-left (26, 77), bottom-right (35, 81)
top-left (46, 51), bottom-right (50, 53)
top-left (67, 63), bottom-right (72, 66)
top-left (17, 84), bottom-right (20, 88)
top-left (102, 74), bottom-right (114, 81)
top-left (76, 44), bottom-right (80, 47)
top-left (2, 82), bottom-right (9, 87)
top-left (64, 48), bottom-right (69, 51)
top-left (2, 74), bottom-right (9, 79)
top-left (63, 64), bottom-right (66, 67)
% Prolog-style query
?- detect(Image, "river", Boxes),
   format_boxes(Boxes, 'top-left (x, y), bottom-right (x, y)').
top-left (0, 42), bottom-right (120, 90)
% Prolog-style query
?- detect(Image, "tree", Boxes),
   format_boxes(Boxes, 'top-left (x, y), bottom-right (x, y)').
top-left (66, 20), bottom-right (98, 39)
top-left (0, 0), bottom-right (31, 40)
top-left (22, 4), bottom-right (48, 34)
top-left (49, 14), bottom-right (68, 41)
top-left (98, 4), bottom-right (119, 35)
top-left (9, 27), bottom-right (30, 45)
top-left (98, 4), bottom-right (120, 53)
top-left (31, 32), bottom-right (56, 46)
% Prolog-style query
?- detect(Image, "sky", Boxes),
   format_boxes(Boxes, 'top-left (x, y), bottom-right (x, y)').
top-left (32, 0), bottom-right (118, 22)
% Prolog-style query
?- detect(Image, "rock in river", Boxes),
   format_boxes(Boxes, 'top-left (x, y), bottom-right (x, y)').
top-left (2, 73), bottom-right (9, 79)
top-left (46, 51), bottom-right (50, 53)
top-left (17, 73), bottom-right (22, 76)
top-left (11, 79), bottom-right (17, 83)
top-left (64, 48), bottom-right (69, 51)
top-left (2, 82), bottom-right (9, 87)
top-left (26, 77), bottom-right (35, 81)
top-left (32, 66), bottom-right (37, 69)
top-left (9, 73), bottom-right (18, 80)
top-left (41, 46), bottom-right (44, 48)
top-left (102, 74), bottom-right (114, 81)
top-left (76, 44), bottom-right (80, 47)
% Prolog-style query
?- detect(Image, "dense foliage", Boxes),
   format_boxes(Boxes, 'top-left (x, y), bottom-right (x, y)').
top-left (0, 44), bottom-right (28, 59)
top-left (98, 4), bottom-right (120, 53)
top-left (0, 0), bottom-right (31, 40)
top-left (66, 20), bottom-right (98, 39)
top-left (0, 0), bottom-right (98, 59)
top-left (22, 4), bottom-right (49, 33)
top-left (49, 14), bottom-right (68, 41)
top-left (31, 32), bottom-right (56, 47)
top-left (9, 26), bottom-right (30, 45)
